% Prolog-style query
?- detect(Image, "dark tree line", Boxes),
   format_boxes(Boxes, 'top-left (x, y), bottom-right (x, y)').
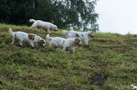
top-left (0, 0), bottom-right (99, 31)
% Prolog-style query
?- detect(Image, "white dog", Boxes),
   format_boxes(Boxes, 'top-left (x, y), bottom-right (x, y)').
top-left (131, 84), bottom-right (137, 89)
top-left (29, 19), bottom-right (58, 33)
top-left (8, 28), bottom-right (46, 48)
top-left (62, 30), bottom-right (94, 45)
top-left (46, 34), bottom-right (83, 54)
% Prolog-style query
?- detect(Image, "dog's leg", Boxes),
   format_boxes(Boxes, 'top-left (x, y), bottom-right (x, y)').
top-left (62, 47), bottom-right (66, 53)
top-left (29, 24), bottom-right (36, 29)
top-left (29, 26), bottom-right (33, 29)
top-left (37, 27), bottom-right (41, 32)
top-left (48, 42), bottom-right (52, 48)
top-left (19, 41), bottom-right (23, 47)
top-left (34, 43), bottom-right (38, 48)
top-left (71, 47), bottom-right (75, 54)
top-left (47, 28), bottom-right (51, 34)
top-left (29, 42), bottom-right (35, 48)
top-left (49, 44), bottom-right (52, 48)
top-left (10, 37), bottom-right (15, 45)
top-left (84, 40), bottom-right (88, 45)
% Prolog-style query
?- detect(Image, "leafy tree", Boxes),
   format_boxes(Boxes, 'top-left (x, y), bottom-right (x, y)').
top-left (52, 0), bottom-right (99, 31)
top-left (0, 0), bottom-right (99, 31)
top-left (0, 0), bottom-right (55, 25)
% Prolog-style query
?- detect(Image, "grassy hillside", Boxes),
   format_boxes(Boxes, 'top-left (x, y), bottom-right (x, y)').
top-left (0, 24), bottom-right (137, 90)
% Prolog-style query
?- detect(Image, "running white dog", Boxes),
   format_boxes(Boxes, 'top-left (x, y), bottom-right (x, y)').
top-left (29, 19), bottom-right (58, 33)
top-left (8, 28), bottom-right (46, 48)
top-left (46, 34), bottom-right (83, 54)
top-left (62, 30), bottom-right (94, 45)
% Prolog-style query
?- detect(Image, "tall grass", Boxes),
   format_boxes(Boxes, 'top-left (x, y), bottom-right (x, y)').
top-left (0, 24), bottom-right (137, 90)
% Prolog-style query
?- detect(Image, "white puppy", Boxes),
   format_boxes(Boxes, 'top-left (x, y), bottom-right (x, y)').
top-left (29, 19), bottom-right (58, 33)
top-left (8, 28), bottom-right (46, 48)
top-left (46, 34), bottom-right (83, 54)
top-left (131, 84), bottom-right (137, 89)
top-left (63, 30), bottom-right (94, 45)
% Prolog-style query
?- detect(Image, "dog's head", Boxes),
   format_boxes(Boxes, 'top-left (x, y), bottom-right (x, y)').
top-left (52, 25), bottom-right (58, 31)
top-left (75, 38), bottom-right (83, 46)
top-left (39, 39), bottom-right (47, 47)
top-left (54, 27), bottom-right (58, 31)
top-left (88, 32), bottom-right (95, 38)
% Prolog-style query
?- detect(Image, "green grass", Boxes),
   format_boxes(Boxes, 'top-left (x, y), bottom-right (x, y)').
top-left (0, 23), bottom-right (137, 90)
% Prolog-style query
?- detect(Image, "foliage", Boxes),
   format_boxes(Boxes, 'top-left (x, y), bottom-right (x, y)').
top-left (0, 0), bottom-right (99, 31)
top-left (0, 0), bottom-right (54, 25)
top-left (52, 0), bottom-right (99, 31)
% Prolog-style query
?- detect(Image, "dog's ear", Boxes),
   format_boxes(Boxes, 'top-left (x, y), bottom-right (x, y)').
top-left (39, 40), bottom-right (46, 47)
top-left (39, 40), bottom-right (44, 44)
top-left (76, 33), bottom-right (79, 37)
top-left (75, 38), bottom-right (80, 45)
top-left (88, 32), bottom-right (94, 38)
top-left (39, 40), bottom-right (44, 46)
top-left (28, 34), bottom-right (35, 40)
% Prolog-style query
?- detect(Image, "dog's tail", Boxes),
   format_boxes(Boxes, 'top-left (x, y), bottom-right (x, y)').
top-left (62, 30), bottom-right (69, 36)
top-left (29, 19), bottom-right (36, 23)
top-left (46, 34), bottom-right (52, 42)
top-left (8, 28), bottom-right (14, 37)
top-left (46, 34), bottom-right (50, 39)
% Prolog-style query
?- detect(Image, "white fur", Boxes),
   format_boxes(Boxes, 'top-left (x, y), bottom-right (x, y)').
top-left (8, 28), bottom-right (46, 48)
top-left (62, 30), bottom-right (94, 45)
top-left (46, 34), bottom-right (83, 54)
top-left (131, 84), bottom-right (137, 89)
top-left (29, 19), bottom-right (58, 33)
